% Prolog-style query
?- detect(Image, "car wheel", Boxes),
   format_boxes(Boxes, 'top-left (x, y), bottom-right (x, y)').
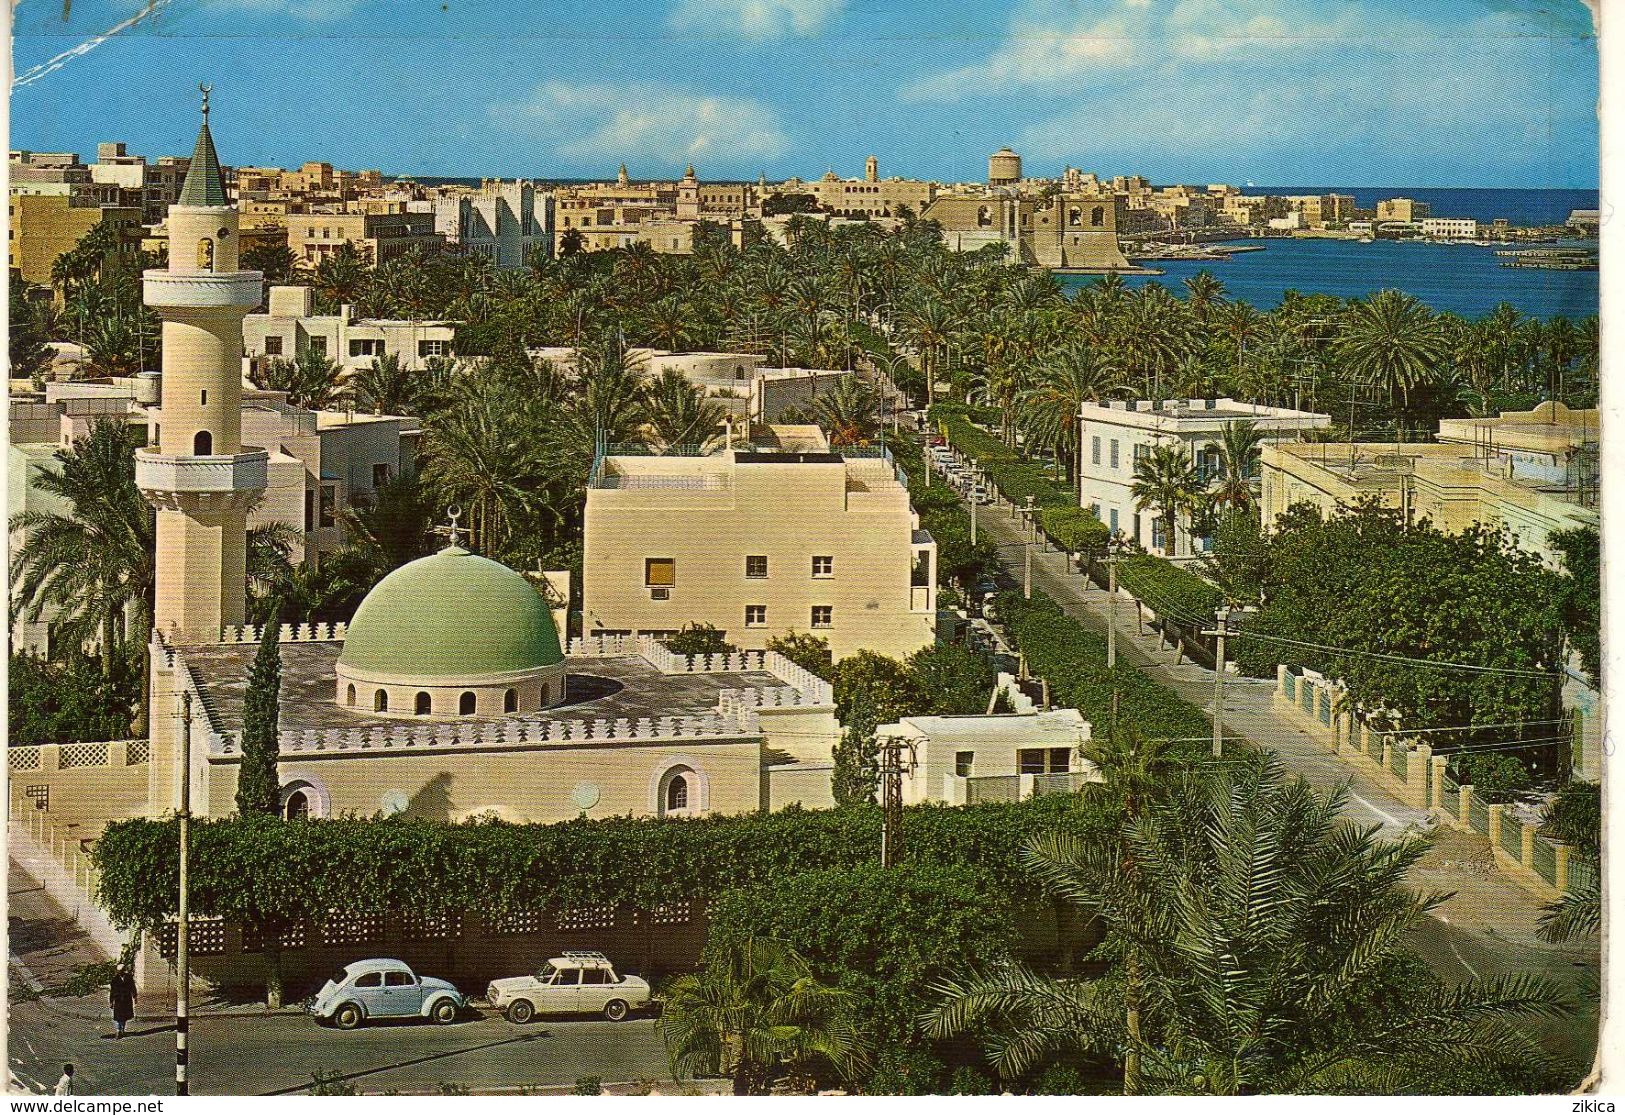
top-left (431, 998), bottom-right (458, 1025)
top-left (604, 999), bottom-right (629, 1022)
top-left (333, 1003), bottom-right (363, 1030)
top-left (505, 999), bottom-right (534, 1025)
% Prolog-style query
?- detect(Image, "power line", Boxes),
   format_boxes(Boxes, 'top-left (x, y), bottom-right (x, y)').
top-left (1233, 628), bottom-right (1561, 680)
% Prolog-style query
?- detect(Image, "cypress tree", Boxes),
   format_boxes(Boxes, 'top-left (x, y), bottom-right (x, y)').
top-left (235, 607), bottom-right (283, 816)
top-left (831, 690), bottom-right (880, 807)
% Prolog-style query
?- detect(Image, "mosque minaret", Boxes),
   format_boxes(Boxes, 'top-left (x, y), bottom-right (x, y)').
top-left (135, 86), bottom-right (267, 642)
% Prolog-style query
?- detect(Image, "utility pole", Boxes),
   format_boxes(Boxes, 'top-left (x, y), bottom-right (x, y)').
top-left (878, 735), bottom-right (914, 868)
top-left (1209, 606), bottom-right (1231, 757)
top-left (970, 467), bottom-right (978, 544)
top-left (1107, 547), bottom-right (1121, 740)
top-left (1024, 539), bottom-right (1032, 600)
top-left (176, 690), bottom-right (192, 1096)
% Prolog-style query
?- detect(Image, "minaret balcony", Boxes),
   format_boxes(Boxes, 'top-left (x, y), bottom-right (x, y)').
top-left (136, 448), bottom-right (268, 507)
top-left (143, 269), bottom-right (263, 311)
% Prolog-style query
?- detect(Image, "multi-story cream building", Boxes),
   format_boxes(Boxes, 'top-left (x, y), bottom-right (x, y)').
top-left (1259, 402), bottom-right (1599, 567)
top-left (244, 284), bottom-right (456, 371)
top-left (778, 159), bottom-right (936, 219)
top-left (1376, 197), bottom-right (1431, 224)
top-left (1079, 398), bottom-right (1331, 556)
top-left (1420, 217), bottom-right (1480, 240)
top-left (583, 427), bottom-right (937, 660)
top-left (432, 179), bottom-right (550, 268)
top-left (7, 194), bottom-right (145, 286)
top-left (288, 210), bottom-right (444, 266)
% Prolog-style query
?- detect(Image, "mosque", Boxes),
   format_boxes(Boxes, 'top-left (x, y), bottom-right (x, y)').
top-left (138, 97), bottom-right (841, 825)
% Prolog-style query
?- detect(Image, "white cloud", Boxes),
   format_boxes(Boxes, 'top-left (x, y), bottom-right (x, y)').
top-left (667, 0), bottom-right (846, 40)
top-left (500, 81), bottom-right (790, 166)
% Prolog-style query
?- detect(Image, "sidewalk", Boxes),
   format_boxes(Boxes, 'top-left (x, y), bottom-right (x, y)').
top-left (965, 483), bottom-right (1590, 957)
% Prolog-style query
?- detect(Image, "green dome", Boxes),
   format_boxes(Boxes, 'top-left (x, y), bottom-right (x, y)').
top-left (339, 547), bottom-right (563, 677)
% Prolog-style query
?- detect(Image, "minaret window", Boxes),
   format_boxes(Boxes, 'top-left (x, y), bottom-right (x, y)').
top-left (197, 238), bottom-right (214, 270)
top-left (346, 684), bottom-right (356, 707)
top-left (200, 390), bottom-right (208, 406)
top-left (415, 692), bottom-right (431, 716)
top-left (374, 689), bottom-right (388, 712)
top-left (459, 691), bottom-right (476, 716)
top-left (504, 688), bottom-right (517, 713)
top-left (193, 430), bottom-right (212, 455)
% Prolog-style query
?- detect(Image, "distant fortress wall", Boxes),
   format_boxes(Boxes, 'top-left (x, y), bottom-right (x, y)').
top-left (923, 192), bottom-right (1131, 271)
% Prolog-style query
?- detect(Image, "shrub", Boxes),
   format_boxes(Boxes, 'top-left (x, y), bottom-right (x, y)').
top-left (706, 863), bottom-right (1022, 1050)
top-left (8, 651), bottom-right (136, 745)
top-left (572, 1077), bottom-right (603, 1096)
top-left (1116, 553), bottom-right (1222, 629)
top-left (765, 631), bottom-right (832, 679)
top-left (864, 1048), bottom-right (948, 1096)
top-left (661, 623), bottom-right (735, 657)
top-left (948, 1065), bottom-right (998, 1095)
top-left (1450, 751), bottom-right (1533, 803)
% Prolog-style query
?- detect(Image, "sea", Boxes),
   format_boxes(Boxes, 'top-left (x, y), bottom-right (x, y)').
top-left (1057, 187), bottom-right (1599, 321)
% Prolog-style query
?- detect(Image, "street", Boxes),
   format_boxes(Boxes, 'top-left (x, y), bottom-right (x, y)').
top-left (8, 995), bottom-right (673, 1096)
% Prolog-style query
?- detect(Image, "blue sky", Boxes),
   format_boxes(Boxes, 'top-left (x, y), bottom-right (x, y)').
top-left (11, 0), bottom-right (1599, 187)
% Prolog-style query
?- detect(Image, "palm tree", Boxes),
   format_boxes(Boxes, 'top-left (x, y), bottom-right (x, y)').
top-left (642, 369), bottom-right (726, 452)
top-left (351, 352), bottom-right (412, 416)
top-left (1017, 345), bottom-right (1119, 496)
top-left (1182, 270), bottom-right (1226, 321)
top-left (662, 936), bottom-right (866, 1095)
top-left (899, 294), bottom-right (956, 408)
top-left (927, 754), bottom-right (1570, 1095)
top-left (10, 419), bottom-right (154, 683)
top-left (312, 241), bottom-right (371, 313)
top-left (251, 349), bottom-right (352, 412)
top-left (1130, 442), bottom-right (1200, 556)
top-left (1537, 881), bottom-right (1599, 944)
top-left (1334, 290), bottom-right (1447, 435)
top-left (1206, 419), bottom-right (1264, 512)
top-left (808, 375), bottom-right (882, 447)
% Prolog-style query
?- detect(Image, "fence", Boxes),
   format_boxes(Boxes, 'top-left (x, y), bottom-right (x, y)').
top-left (1468, 794), bottom-right (1490, 835)
top-left (1439, 774), bottom-right (1460, 820)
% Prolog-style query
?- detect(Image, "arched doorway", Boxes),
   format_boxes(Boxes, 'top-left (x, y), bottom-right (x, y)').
top-left (415, 692), bottom-right (432, 716)
top-left (284, 789), bottom-right (310, 820)
top-left (459, 691), bottom-right (477, 716)
top-left (193, 430), bottom-right (213, 455)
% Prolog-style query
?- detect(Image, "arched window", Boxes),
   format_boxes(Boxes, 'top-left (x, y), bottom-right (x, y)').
top-left (666, 774), bottom-right (688, 812)
top-left (415, 691), bottom-right (431, 716)
top-left (504, 688), bottom-right (517, 713)
top-left (540, 684), bottom-right (550, 707)
top-left (284, 789), bottom-right (310, 820)
top-left (197, 238), bottom-right (215, 270)
top-left (374, 689), bottom-right (388, 712)
top-left (459, 691), bottom-right (476, 716)
top-left (346, 684), bottom-right (356, 707)
top-left (1068, 206), bottom-right (1082, 227)
top-left (1090, 206), bottom-right (1106, 228)
top-left (976, 205), bottom-right (992, 228)
top-left (193, 430), bottom-right (212, 455)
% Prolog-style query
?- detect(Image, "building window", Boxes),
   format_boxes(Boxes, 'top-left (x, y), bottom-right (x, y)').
top-left (374, 689), bottom-right (389, 712)
top-left (504, 688), bottom-right (517, 713)
top-left (193, 430), bottom-right (212, 455)
top-left (1109, 508), bottom-right (1119, 532)
top-left (308, 336), bottom-right (327, 356)
top-left (349, 339), bottom-right (381, 358)
top-left (196, 238), bottom-right (214, 270)
top-left (1091, 436), bottom-right (1101, 466)
top-left (1109, 440), bottom-right (1120, 469)
top-left (745, 604), bottom-right (767, 628)
top-left (812, 555), bottom-right (833, 578)
top-left (346, 684), bottom-right (355, 707)
top-left (372, 462), bottom-right (391, 488)
top-left (304, 490), bottom-right (315, 532)
top-left (200, 389), bottom-right (208, 406)
top-left (811, 605), bottom-right (832, 629)
top-left (415, 691), bottom-right (431, 716)
top-left (319, 485), bottom-right (337, 528)
top-left (745, 555), bottom-right (768, 579)
top-left (264, 336), bottom-right (283, 356)
top-left (666, 774), bottom-right (688, 812)
top-left (284, 789), bottom-right (309, 820)
top-left (645, 558), bottom-right (676, 587)
top-left (1018, 747), bottom-right (1073, 774)
top-left (418, 339), bottom-right (448, 358)
top-left (955, 751), bottom-right (975, 777)
top-left (459, 691), bottom-right (476, 716)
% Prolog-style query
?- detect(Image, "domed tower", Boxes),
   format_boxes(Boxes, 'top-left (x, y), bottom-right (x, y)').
top-left (335, 537), bottom-right (566, 719)
top-left (136, 87), bottom-right (266, 643)
top-left (989, 147), bottom-right (1022, 187)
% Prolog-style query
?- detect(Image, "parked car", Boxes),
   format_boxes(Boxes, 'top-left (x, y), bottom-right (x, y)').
top-left (310, 959), bottom-right (465, 1029)
top-left (486, 951), bottom-right (652, 1023)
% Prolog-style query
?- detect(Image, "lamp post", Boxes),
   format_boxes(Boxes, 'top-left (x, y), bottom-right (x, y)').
top-left (176, 690), bottom-right (192, 1096)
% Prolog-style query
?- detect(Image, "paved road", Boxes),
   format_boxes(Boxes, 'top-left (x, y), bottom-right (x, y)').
top-left (954, 464), bottom-right (1600, 1074)
top-left (8, 997), bottom-right (672, 1096)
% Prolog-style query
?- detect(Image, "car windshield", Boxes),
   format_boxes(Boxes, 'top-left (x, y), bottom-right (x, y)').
top-left (535, 962), bottom-right (557, 982)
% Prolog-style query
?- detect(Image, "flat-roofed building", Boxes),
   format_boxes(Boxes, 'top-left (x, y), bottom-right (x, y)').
top-left (1259, 402), bottom-right (1599, 567)
top-left (1376, 197), bottom-right (1431, 224)
top-left (1420, 217), bottom-right (1480, 240)
top-left (7, 194), bottom-right (144, 286)
top-left (1080, 398), bottom-right (1331, 557)
top-left (288, 210), bottom-right (443, 265)
top-left (583, 426), bottom-right (937, 660)
top-left (244, 285), bottom-right (456, 371)
top-left (884, 707), bottom-right (1099, 806)
top-left (432, 179), bottom-right (550, 267)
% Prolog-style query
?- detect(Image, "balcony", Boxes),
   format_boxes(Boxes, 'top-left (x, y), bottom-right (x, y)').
top-left (135, 449), bottom-right (268, 495)
top-left (143, 269), bottom-right (263, 311)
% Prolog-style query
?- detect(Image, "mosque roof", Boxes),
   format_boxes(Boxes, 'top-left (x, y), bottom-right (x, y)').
top-left (178, 115), bottom-right (228, 208)
top-left (337, 545), bottom-right (564, 678)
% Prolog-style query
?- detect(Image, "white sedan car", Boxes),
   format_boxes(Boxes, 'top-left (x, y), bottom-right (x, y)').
top-left (486, 951), bottom-right (652, 1023)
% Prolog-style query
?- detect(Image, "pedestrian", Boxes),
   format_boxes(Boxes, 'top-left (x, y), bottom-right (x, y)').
top-left (110, 963), bottom-right (137, 1038)
top-left (54, 1064), bottom-right (74, 1095)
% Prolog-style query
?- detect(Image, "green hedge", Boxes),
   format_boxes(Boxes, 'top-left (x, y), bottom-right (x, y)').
top-left (992, 589), bottom-right (1211, 748)
top-left (92, 796), bottom-right (1098, 932)
top-left (932, 405), bottom-right (1075, 511)
top-left (1115, 554), bottom-right (1223, 628)
top-left (1038, 506), bottom-right (1110, 559)
top-left (706, 863), bottom-right (1021, 1050)
top-left (888, 431), bottom-right (996, 584)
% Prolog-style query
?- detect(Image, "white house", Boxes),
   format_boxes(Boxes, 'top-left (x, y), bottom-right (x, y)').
top-left (879, 707), bottom-right (1097, 806)
top-left (243, 286), bottom-right (458, 373)
top-left (1078, 397), bottom-right (1330, 558)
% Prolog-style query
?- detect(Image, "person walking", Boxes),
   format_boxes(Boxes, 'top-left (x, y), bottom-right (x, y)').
top-left (109, 964), bottom-right (137, 1038)
top-left (53, 1064), bottom-right (74, 1095)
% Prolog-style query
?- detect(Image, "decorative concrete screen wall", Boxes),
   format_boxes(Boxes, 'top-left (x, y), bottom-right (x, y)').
top-left (1271, 665), bottom-right (1589, 903)
top-left (7, 741), bottom-right (151, 830)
